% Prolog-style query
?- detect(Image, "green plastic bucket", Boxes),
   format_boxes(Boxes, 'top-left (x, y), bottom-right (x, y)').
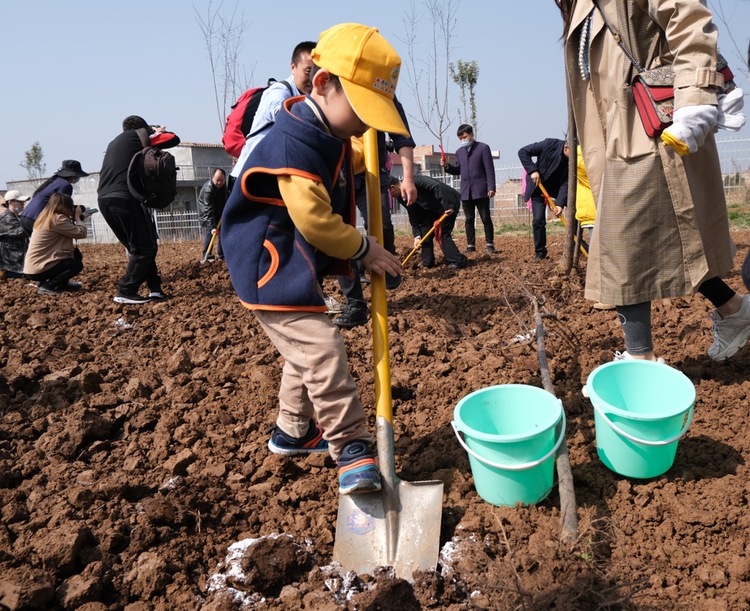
top-left (452, 384), bottom-right (564, 506)
top-left (585, 360), bottom-right (695, 479)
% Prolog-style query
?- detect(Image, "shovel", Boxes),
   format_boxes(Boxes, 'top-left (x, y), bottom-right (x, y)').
top-left (333, 129), bottom-right (444, 582)
top-left (200, 219), bottom-right (222, 264)
top-left (538, 181), bottom-right (588, 258)
top-left (401, 211), bottom-right (450, 266)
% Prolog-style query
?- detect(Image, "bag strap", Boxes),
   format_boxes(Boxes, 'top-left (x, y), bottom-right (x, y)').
top-left (592, 0), bottom-right (644, 72)
top-left (246, 79), bottom-right (296, 139)
top-left (135, 127), bottom-right (151, 149)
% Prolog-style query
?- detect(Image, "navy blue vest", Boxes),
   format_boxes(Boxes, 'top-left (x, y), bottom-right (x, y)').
top-left (222, 98), bottom-right (356, 310)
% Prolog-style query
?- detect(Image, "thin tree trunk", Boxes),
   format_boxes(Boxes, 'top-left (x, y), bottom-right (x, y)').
top-left (533, 297), bottom-right (578, 545)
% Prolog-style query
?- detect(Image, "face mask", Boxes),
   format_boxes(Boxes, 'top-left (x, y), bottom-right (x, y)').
top-left (461, 139), bottom-right (473, 149)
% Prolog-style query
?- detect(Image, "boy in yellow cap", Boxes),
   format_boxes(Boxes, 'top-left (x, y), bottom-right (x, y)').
top-left (221, 23), bottom-right (407, 494)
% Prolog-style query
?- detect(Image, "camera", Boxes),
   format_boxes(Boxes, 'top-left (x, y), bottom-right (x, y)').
top-left (385, 139), bottom-right (395, 153)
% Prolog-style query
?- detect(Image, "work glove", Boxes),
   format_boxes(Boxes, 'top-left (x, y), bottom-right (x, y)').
top-left (661, 104), bottom-right (718, 156)
top-left (716, 87), bottom-right (746, 132)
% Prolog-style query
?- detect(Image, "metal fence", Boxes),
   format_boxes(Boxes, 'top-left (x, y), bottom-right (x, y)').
top-left (80, 137), bottom-right (750, 244)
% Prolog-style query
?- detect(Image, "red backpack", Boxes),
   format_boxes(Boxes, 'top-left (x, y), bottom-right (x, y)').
top-left (222, 79), bottom-right (293, 158)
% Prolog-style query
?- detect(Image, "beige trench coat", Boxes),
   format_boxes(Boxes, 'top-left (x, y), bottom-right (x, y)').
top-left (565, 0), bottom-right (735, 305)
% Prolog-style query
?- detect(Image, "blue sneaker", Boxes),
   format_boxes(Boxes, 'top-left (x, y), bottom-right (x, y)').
top-left (337, 440), bottom-right (382, 495)
top-left (268, 419), bottom-right (329, 456)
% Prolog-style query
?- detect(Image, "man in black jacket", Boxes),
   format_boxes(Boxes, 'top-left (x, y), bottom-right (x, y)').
top-left (389, 175), bottom-right (467, 269)
top-left (518, 138), bottom-right (569, 260)
top-left (98, 115), bottom-right (175, 304)
top-left (198, 168), bottom-right (229, 261)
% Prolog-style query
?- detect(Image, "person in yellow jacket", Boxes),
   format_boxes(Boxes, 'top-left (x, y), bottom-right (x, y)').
top-left (575, 146), bottom-right (613, 311)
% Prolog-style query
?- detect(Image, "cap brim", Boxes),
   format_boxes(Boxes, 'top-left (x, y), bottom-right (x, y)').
top-left (56, 170), bottom-right (89, 177)
top-left (340, 79), bottom-right (409, 137)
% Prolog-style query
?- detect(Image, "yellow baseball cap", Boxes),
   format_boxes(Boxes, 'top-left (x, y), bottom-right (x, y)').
top-left (312, 23), bottom-right (409, 136)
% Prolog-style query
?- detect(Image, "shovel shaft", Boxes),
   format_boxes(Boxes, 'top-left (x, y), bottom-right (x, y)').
top-left (537, 181), bottom-right (565, 226)
top-left (364, 130), bottom-right (394, 432)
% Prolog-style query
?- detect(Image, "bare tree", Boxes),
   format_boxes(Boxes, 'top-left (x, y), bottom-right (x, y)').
top-left (20, 141), bottom-right (46, 182)
top-left (400, 0), bottom-right (460, 150)
top-left (709, 0), bottom-right (750, 78)
top-left (450, 59), bottom-right (479, 130)
top-left (194, 0), bottom-right (253, 136)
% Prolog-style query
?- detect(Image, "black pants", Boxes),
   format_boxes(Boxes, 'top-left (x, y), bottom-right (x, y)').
top-left (27, 258), bottom-right (83, 289)
top-left (337, 187), bottom-right (395, 306)
top-left (355, 187), bottom-right (396, 254)
top-left (530, 195), bottom-right (548, 257)
top-left (462, 197), bottom-right (494, 247)
top-left (98, 196), bottom-right (161, 296)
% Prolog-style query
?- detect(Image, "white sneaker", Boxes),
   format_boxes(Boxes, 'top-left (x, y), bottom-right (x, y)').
top-left (613, 350), bottom-right (665, 364)
top-left (324, 294), bottom-right (346, 313)
top-left (707, 294), bottom-right (750, 361)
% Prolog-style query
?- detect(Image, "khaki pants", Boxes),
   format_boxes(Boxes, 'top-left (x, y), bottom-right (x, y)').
top-left (254, 310), bottom-right (373, 460)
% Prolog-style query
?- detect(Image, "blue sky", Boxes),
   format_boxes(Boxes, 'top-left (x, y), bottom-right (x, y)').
top-left (2, 0), bottom-right (749, 188)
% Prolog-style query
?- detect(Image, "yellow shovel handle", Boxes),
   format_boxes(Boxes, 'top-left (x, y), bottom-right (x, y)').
top-left (363, 129), bottom-right (393, 424)
top-left (537, 181), bottom-right (566, 227)
top-left (401, 211), bottom-right (450, 266)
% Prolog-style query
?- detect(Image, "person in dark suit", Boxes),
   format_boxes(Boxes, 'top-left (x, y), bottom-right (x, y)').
top-left (518, 137), bottom-right (570, 261)
top-left (389, 175), bottom-right (467, 269)
top-left (441, 124), bottom-right (497, 254)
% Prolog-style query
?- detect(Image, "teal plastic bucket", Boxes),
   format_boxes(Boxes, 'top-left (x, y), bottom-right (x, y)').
top-left (452, 384), bottom-right (564, 506)
top-left (585, 360), bottom-right (695, 479)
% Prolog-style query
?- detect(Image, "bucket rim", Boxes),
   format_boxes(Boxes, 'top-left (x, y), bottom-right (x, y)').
top-left (453, 384), bottom-right (563, 442)
top-left (585, 360), bottom-right (695, 421)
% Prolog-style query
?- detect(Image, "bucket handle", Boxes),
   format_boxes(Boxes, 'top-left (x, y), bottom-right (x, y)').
top-left (451, 410), bottom-right (566, 472)
top-left (593, 403), bottom-right (694, 446)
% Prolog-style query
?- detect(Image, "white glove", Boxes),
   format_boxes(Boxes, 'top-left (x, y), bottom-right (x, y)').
top-left (662, 104), bottom-right (718, 155)
top-left (716, 88), bottom-right (746, 132)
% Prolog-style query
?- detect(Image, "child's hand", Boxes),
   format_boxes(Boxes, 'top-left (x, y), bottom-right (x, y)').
top-left (361, 236), bottom-right (402, 278)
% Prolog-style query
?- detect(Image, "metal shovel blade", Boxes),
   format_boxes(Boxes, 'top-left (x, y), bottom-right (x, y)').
top-left (333, 419), bottom-right (444, 582)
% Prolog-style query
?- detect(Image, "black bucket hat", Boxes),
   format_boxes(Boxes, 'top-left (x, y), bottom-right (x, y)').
top-left (55, 159), bottom-right (89, 178)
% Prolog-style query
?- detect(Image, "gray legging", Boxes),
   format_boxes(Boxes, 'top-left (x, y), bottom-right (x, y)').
top-left (616, 302), bottom-right (653, 356)
top-left (616, 277), bottom-right (736, 356)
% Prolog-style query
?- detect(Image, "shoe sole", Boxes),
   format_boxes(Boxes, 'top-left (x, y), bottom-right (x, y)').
top-left (335, 321), bottom-right (367, 329)
top-left (339, 479), bottom-right (382, 495)
top-left (709, 325), bottom-right (750, 361)
top-left (113, 296), bottom-right (151, 304)
top-left (267, 439), bottom-right (329, 456)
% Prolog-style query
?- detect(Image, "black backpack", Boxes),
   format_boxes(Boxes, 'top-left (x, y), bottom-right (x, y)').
top-left (127, 128), bottom-right (178, 209)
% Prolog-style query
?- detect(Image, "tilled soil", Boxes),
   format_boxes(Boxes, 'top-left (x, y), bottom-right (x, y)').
top-left (2, 231), bottom-right (750, 610)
